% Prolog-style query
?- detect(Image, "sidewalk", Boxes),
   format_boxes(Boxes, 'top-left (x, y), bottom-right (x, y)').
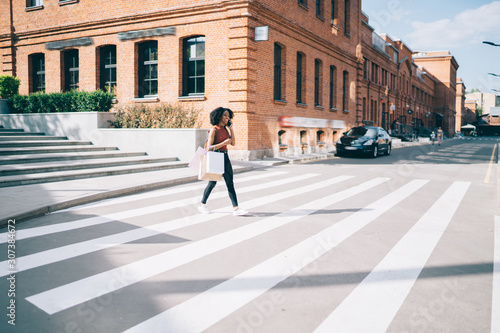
top-left (0, 140), bottom-right (432, 226)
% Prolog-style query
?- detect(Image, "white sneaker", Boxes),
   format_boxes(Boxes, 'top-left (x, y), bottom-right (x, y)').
top-left (233, 208), bottom-right (248, 216)
top-left (198, 205), bottom-right (209, 214)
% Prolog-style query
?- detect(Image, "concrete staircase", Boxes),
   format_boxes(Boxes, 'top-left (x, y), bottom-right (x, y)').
top-left (0, 126), bottom-right (188, 187)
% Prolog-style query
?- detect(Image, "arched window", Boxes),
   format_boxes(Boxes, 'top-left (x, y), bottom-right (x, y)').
top-left (344, 0), bottom-right (351, 35)
top-left (317, 130), bottom-right (325, 143)
top-left (329, 65), bottom-right (337, 109)
top-left (274, 43), bottom-right (283, 100)
top-left (314, 59), bottom-right (323, 106)
top-left (342, 70), bottom-right (349, 111)
top-left (138, 41), bottom-right (158, 97)
top-left (300, 130), bottom-right (308, 144)
top-left (99, 45), bottom-right (117, 93)
top-left (29, 53), bottom-right (45, 93)
top-left (63, 49), bottom-right (79, 91)
top-left (183, 36), bottom-right (205, 96)
top-left (278, 130), bottom-right (287, 146)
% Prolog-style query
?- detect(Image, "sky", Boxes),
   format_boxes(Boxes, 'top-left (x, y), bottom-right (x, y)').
top-left (361, 0), bottom-right (500, 93)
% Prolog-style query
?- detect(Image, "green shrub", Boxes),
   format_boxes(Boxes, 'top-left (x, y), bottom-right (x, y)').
top-left (0, 75), bottom-right (20, 99)
top-left (9, 90), bottom-right (114, 113)
top-left (109, 102), bottom-right (202, 129)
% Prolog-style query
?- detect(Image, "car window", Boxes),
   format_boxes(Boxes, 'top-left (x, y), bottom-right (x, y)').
top-left (346, 127), bottom-right (377, 137)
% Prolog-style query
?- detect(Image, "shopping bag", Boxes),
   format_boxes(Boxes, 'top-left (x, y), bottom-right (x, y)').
top-left (188, 146), bottom-right (207, 171)
top-left (206, 151), bottom-right (225, 174)
top-left (198, 155), bottom-right (223, 181)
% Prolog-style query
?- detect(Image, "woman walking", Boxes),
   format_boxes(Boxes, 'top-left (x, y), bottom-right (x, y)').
top-left (437, 127), bottom-right (443, 145)
top-left (198, 107), bottom-right (247, 216)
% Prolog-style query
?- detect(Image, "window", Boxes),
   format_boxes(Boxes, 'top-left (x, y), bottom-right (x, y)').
top-left (100, 45), bottom-right (116, 93)
top-left (342, 70), bottom-right (349, 111)
top-left (296, 52), bottom-right (304, 103)
top-left (316, 0), bottom-right (323, 17)
top-left (300, 130), bottom-right (308, 144)
top-left (331, 0), bottom-right (337, 25)
top-left (329, 65), bottom-right (337, 109)
top-left (344, 0), bottom-right (351, 35)
top-left (363, 58), bottom-right (368, 79)
top-left (63, 49), bottom-right (79, 91)
top-left (274, 43), bottom-right (282, 100)
top-left (183, 36), bottom-right (205, 96)
top-left (31, 53), bottom-right (45, 93)
top-left (314, 59), bottom-right (323, 106)
top-left (298, 0), bottom-right (307, 6)
top-left (363, 97), bottom-right (367, 120)
top-left (28, 0), bottom-right (42, 7)
top-left (278, 130), bottom-right (287, 146)
top-left (317, 130), bottom-right (325, 143)
top-left (139, 40), bottom-right (158, 97)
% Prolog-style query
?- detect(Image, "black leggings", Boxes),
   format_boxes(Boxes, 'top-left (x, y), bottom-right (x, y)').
top-left (201, 153), bottom-right (238, 207)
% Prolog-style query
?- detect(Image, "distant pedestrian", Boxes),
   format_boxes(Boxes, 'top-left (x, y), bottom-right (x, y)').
top-left (437, 127), bottom-right (443, 145)
top-left (430, 131), bottom-right (436, 145)
top-left (198, 107), bottom-right (248, 216)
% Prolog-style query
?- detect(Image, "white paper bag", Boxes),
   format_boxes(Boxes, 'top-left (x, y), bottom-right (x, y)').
top-left (188, 147), bottom-right (207, 171)
top-left (198, 155), bottom-right (222, 181)
top-left (206, 151), bottom-right (225, 174)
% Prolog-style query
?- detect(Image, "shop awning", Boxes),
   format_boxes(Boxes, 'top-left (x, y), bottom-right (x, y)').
top-left (461, 124), bottom-right (476, 129)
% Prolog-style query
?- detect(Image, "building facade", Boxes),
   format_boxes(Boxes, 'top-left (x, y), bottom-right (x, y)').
top-left (0, 0), bottom-right (461, 159)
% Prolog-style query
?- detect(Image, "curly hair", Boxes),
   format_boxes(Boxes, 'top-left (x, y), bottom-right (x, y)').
top-left (210, 107), bottom-right (234, 126)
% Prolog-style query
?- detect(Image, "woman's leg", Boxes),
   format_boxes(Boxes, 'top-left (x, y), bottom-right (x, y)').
top-left (201, 181), bottom-right (217, 204)
top-left (222, 154), bottom-right (238, 207)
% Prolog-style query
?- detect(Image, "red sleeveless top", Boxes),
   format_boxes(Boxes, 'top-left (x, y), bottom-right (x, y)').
top-left (212, 125), bottom-right (230, 151)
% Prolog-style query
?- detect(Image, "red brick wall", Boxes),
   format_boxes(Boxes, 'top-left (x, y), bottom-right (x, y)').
top-left (3, 0), bottom-right (459, 158)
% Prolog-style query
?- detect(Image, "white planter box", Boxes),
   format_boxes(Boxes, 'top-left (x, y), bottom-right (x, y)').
top-left (0, 112), bottom-right (208, 161)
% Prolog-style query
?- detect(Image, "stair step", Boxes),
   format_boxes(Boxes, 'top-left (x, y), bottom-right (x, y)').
top-left (0, 132), bottom-right (46, 136)
top-left (0, 135), bottom-right (68, 141)
top-left (0, 161), bottom-right (189, 187)
top-left (0, 156), bottom-right (179, 175)
top-left (0, 128), bottom-right (25, 132)
top-left (0, 140), bottom-right (92, 148)
top-left (0, 146), bottom-right (118, 155)
top-left (0, 151), bottom-right (148, 165)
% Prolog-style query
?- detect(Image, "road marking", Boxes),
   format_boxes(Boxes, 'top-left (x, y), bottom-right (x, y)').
top-left (0, 173), bottom-right (322, 276)
top-left (26, 176), bottom-right (385, 315)
top-left (314, 181), bottom-right (470, 333)
top-left (0, 171), bottom-right (295, 243)
top-left (58, 171), bottom-right (288, 211)
top-left (484, 144), bottom-right (497, 183)
top-left (121, 179), bottom-right (426, 333)
top-left (492, 216), bottom-right (500, 332)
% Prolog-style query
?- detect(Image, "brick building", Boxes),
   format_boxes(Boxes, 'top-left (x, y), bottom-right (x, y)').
top-left (0, 0), bottom-right (461, 159)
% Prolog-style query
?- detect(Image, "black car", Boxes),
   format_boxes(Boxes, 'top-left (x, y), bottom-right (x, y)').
top-left (336, 126), bottom-right (392, 158)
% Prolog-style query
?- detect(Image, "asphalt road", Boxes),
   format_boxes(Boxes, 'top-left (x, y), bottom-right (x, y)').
top-left (0, 136), bottom-right (499, 333)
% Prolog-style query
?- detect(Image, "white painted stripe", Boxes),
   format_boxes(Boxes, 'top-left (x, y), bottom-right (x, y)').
top-left (0, 173), bottom-right (321, 277)
top-left (58, 171), bottom-right (288, 211)
top-left (122, 179), bottom-right (427, 333)
top-left (26, 175), bottom-right (380, 315)
top-left (492, 216), bottom-right (500, 332)
top-left (314, 181), bottom-right (470, 333)
top-left (0, 171), bottom-right (297, 243)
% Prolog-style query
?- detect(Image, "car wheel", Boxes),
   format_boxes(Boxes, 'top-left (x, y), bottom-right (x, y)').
top-left (384, 144), bottom-right (391, 156)
top-left (371, 145), bottom-right (378, 158)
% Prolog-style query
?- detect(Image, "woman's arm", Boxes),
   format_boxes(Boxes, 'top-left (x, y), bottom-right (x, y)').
top-left (206, 128), bottom-right (216, 150)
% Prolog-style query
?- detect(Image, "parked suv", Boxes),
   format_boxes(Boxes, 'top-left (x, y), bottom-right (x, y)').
top-left (336, 126), bottom-right (392, 158)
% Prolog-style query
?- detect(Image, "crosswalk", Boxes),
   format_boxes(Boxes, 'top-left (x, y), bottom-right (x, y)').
top-left (0, 169), bottom-right (494, 332)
